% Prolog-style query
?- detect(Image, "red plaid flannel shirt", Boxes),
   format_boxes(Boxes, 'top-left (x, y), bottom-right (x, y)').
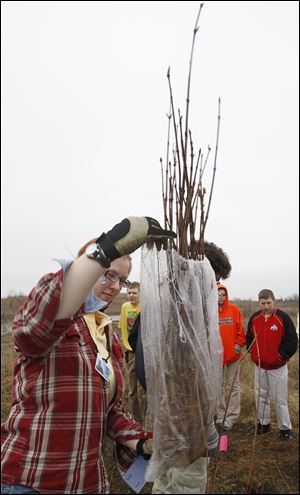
top-left (1, 269), bottom-right (149, 494)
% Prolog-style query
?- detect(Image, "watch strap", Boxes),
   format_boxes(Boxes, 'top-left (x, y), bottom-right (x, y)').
top-left (96, 233), bottom-right (120, 262)
top-left (86, 243), bottom-right (111, 268)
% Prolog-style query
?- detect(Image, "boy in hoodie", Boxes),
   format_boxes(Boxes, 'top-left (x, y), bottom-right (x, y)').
top-left (246, 289), bottom-right (298, 440)
top-left (216, 285), bottom-right (245, 430)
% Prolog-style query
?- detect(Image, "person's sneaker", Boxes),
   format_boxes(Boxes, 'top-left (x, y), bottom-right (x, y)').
top-left (256, 423), bottom-right (271, 434)
top-left (215, 419), bottom-right (233, 430)
top-left (279, 429), bottom-right (294, 440)
top-left (223, 420), bottom-right (233, 431)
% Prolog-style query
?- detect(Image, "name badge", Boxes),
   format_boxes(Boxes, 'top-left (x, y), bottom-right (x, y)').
top-left (95, 353), bottom-right (110, 382)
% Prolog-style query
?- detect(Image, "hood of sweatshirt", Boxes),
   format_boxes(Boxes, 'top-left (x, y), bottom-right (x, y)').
top-left (218, 283), bottom-right (229, 312)
top-left (217, 283), bottom-right (246, 365)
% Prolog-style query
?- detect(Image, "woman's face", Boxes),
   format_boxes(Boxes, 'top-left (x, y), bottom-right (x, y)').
top-left (92, 256), bottom-right (131, 303)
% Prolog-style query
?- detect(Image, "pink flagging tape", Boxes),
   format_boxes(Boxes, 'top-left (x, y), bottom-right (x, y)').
top-left (219, 434), bottom-right (228, 452)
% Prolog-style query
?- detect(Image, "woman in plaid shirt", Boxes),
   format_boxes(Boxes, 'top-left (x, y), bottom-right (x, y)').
top-left (1, 217), bottom-right (176, 494)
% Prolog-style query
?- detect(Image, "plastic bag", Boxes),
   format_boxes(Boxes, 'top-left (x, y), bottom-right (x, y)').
top-left (140, 245), bottom-right (223, 481)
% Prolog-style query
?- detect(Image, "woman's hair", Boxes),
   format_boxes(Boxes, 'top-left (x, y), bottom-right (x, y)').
top-left (77, 238), bottom-right (132, 273)
top-left (77, 238), bottom-right (98, 258)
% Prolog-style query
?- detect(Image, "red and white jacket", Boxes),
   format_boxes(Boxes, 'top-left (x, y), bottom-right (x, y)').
top-left (247, 308), bottom-right (298, 370)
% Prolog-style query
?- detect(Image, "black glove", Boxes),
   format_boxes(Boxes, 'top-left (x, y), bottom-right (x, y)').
top-left (136, 438), bottom-right (153, 460)
top-left (96, 217), bottom-right (176, 266)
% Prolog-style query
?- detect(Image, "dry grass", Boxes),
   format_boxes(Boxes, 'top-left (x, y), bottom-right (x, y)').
top-left (1, 297), bottom-right (299, 494)
top-left (1, 333), bottom-right (17, 422)
top-left (1, 293), bottom-right (127, 323)
top-left (207, 353), bottom-right (299, 495)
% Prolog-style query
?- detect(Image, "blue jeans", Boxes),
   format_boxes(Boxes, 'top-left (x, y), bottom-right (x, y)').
top-left (1, 485), bottom-right (39, 494)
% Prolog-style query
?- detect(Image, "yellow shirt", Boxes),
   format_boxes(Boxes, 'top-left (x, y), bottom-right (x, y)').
top-left (118, 302), bottom-right (141, 351)
top-left (83, 312), bottom-right (116, 403)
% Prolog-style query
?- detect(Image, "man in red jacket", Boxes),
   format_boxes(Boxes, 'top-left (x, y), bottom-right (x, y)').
top-left (247, 289), bottom-right (298, 440)
top-left (216, 284), bottom-right (245, 430)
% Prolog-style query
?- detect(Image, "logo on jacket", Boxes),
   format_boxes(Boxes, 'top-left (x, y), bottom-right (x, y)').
top-left (219, 318), bottom-right (233, 326)
top-left (270, 324), bottom-right (278, 332)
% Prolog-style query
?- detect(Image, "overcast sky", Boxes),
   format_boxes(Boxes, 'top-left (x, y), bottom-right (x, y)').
top-left (1, 1), bottom-right (299, 300)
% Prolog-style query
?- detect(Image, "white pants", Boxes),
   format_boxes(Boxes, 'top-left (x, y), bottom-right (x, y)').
top-left (152, 457), bottom-right (209, 494)
top-left (254, 364), bottom-right (292, 430)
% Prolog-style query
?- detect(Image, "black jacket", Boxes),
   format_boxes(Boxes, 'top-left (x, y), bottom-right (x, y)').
top-left (128, 314), bottom-right (146, 390)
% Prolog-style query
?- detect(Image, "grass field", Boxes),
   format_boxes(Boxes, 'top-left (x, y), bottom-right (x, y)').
top-left (1, 296), bottom-right (299, 494)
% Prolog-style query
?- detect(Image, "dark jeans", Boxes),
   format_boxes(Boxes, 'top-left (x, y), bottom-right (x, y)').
top-left (1, 484), bottom-right (39, 494)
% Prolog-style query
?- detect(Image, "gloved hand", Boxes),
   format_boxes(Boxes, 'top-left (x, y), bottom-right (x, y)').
top-left (235, 344), bottom-right (242, 354)
top-left (136, 438), bottom-right (153, 460)
top-left (96, 217), bottom-right (176, 266)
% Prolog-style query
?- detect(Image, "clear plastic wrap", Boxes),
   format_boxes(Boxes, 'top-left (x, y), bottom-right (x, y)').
top-left (140, 245), bottom-right (223, 481)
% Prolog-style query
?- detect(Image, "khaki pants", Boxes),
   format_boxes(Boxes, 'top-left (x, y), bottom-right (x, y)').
top-left (152, 457), bottom-right (209, 494)
top-left (125, 351), bottom-right (148, 427)
top-left (217, 359), bottom-right (241, 425)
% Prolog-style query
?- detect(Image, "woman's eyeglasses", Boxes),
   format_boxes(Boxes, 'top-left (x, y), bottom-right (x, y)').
top-left (104, 270), bottom-right (131, 289)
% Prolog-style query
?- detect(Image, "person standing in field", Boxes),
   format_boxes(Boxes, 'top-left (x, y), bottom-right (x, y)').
top-left (118, 282), bottom-right (147, 426)
top-left (246, 289), bottom-right (298, 440)
top-left (216, 284), bottom-right (245, 430)
top-left (1, 216), bottom-right (175, 495)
